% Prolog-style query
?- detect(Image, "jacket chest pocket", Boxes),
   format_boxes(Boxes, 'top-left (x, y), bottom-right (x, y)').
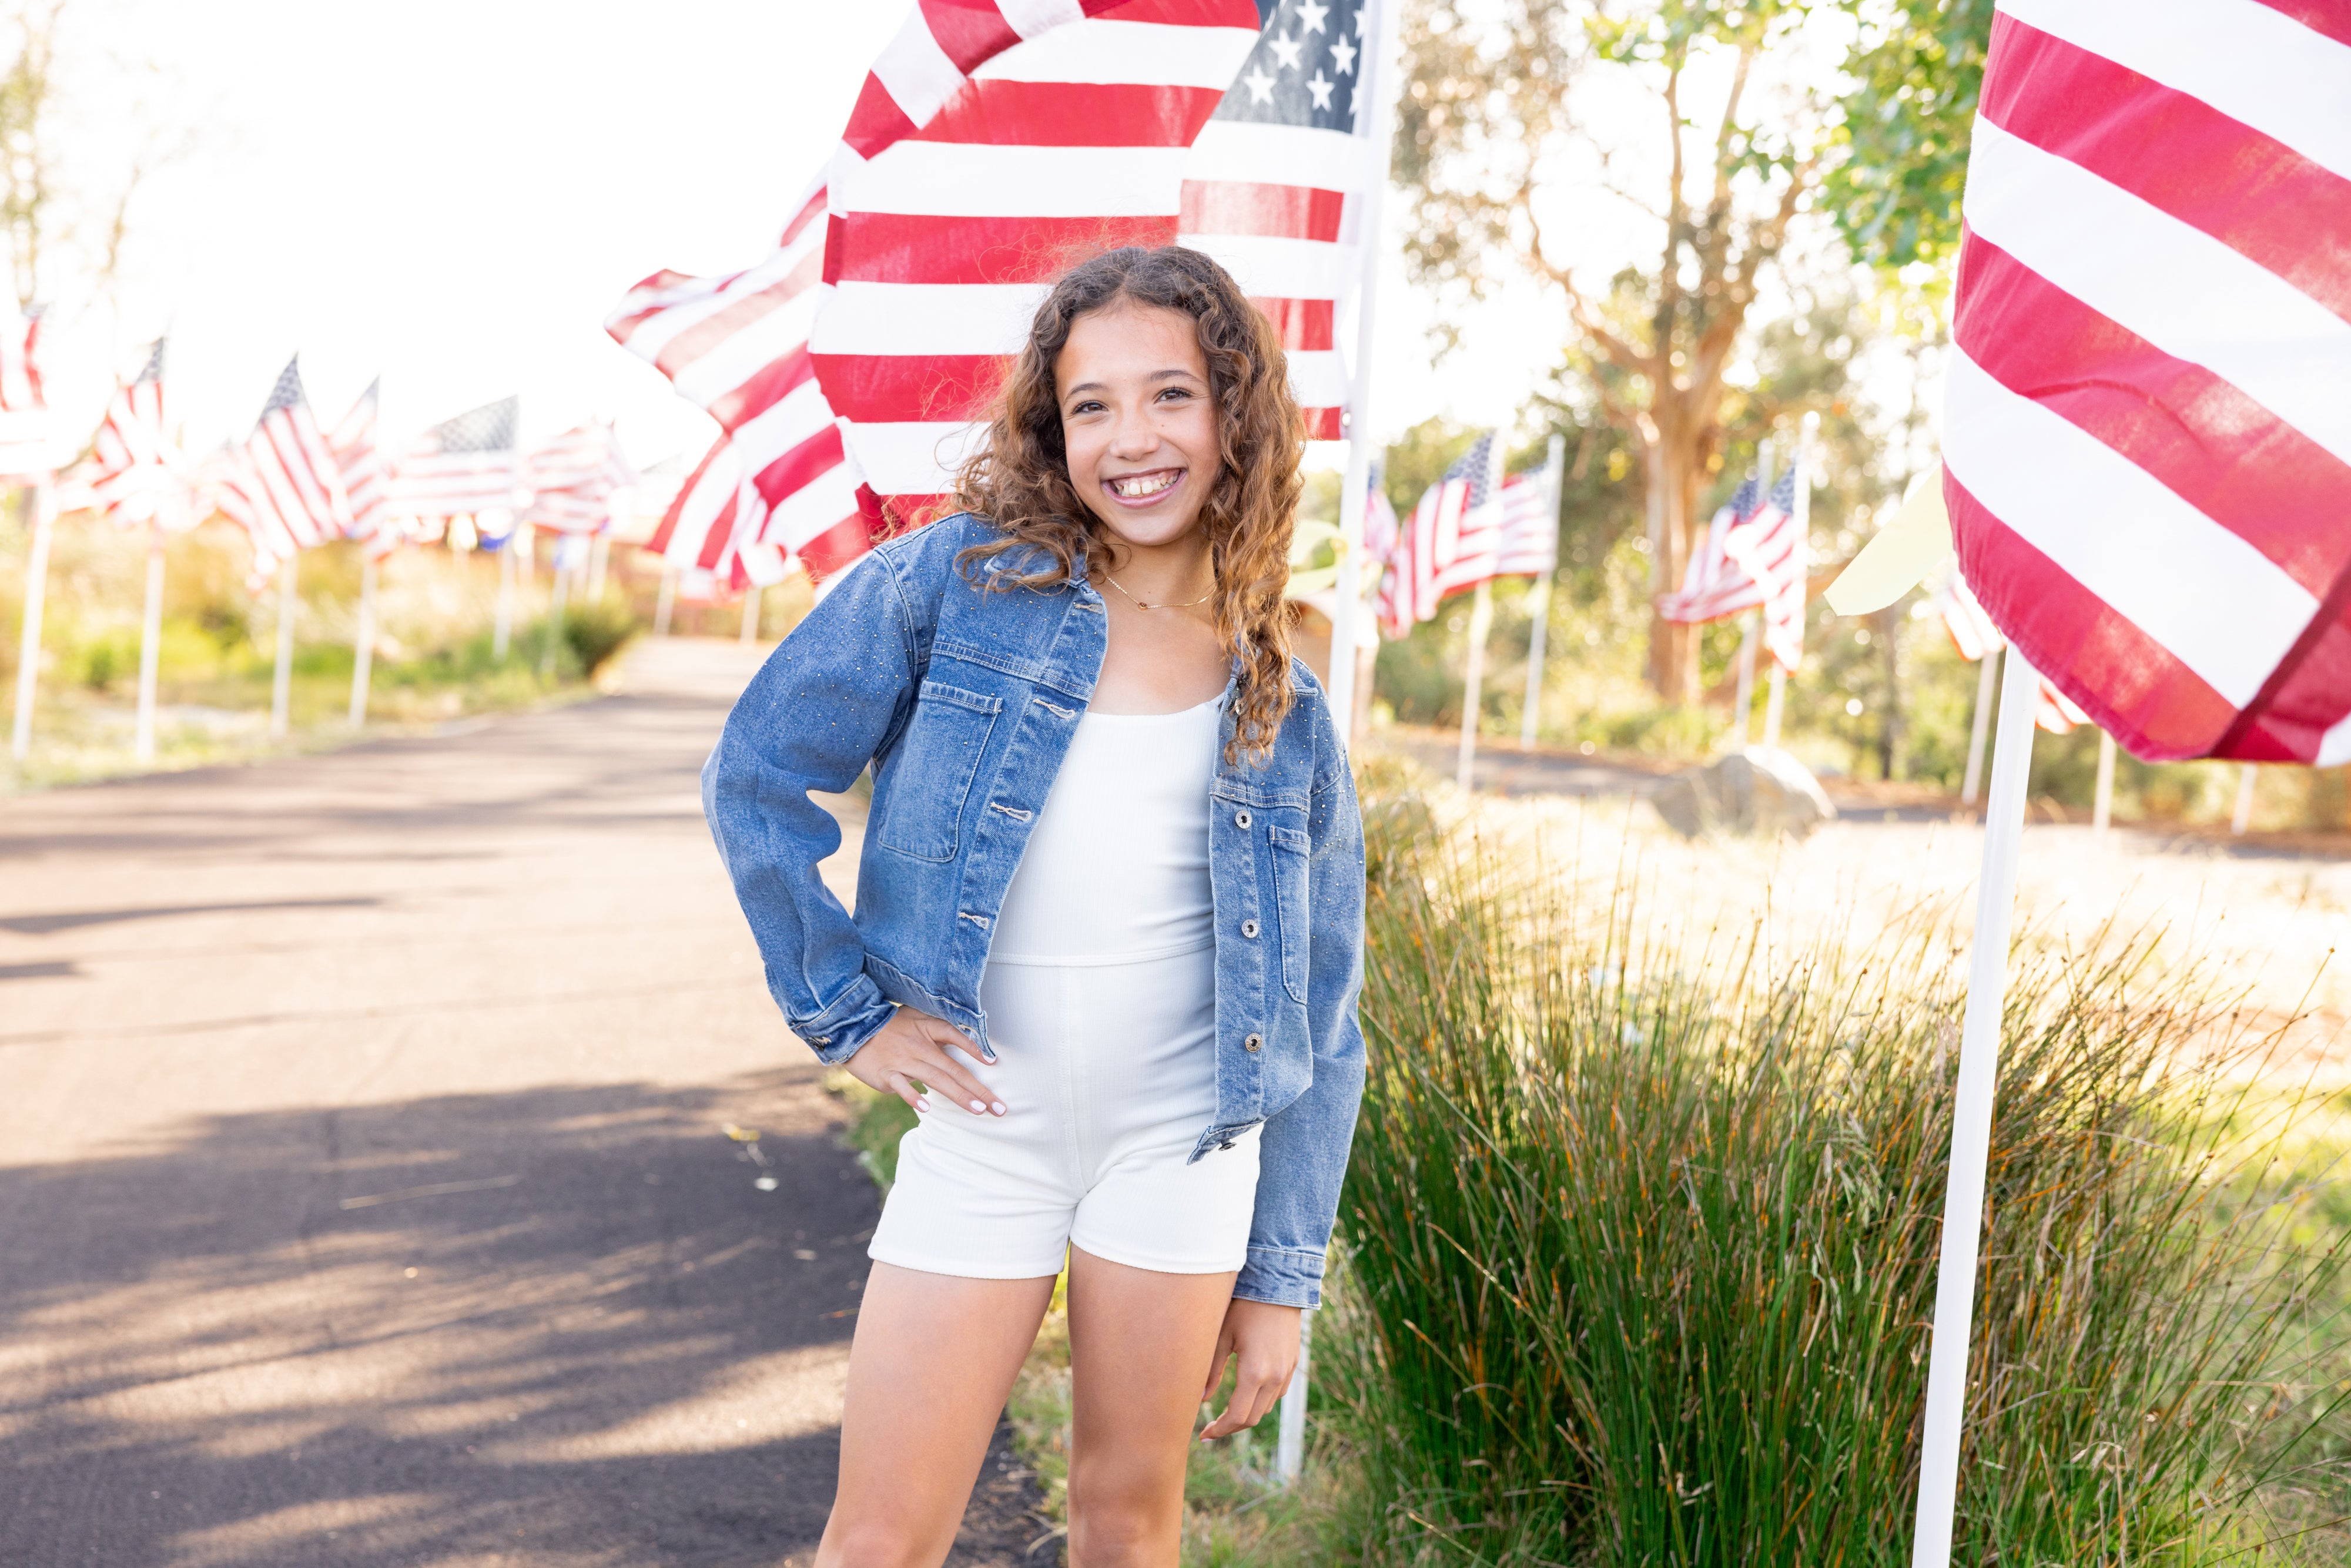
top-left (1268, 823), bottom-right (1311, 1003)
top-left (878, 679), bottom-right (1003, 863)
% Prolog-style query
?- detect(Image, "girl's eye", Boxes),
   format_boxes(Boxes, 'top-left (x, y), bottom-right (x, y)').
top-left (1156, 386), bottom-right (1193, 403)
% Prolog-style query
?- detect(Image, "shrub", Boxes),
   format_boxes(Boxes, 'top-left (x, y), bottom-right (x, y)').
top-left (1329, 784), bottom-right (2349, 1566)
top-left (562, 600), bottom-right (639, 677)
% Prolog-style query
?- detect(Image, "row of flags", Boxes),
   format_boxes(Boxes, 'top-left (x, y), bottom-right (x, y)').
top-left (0, 316), bottom-right (639, 579)
top-left (1931, 571), bottom-right (2092, 735)
top-left (608, 0), bottom-right (1387, 598)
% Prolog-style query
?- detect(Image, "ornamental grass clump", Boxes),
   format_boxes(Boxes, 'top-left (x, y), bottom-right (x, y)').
top-left (1329, 781), bottom-right (2348, 1566)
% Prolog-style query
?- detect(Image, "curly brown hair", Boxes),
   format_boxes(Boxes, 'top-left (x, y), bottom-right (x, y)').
top-left (953, 245), bottom-right (1305, 762)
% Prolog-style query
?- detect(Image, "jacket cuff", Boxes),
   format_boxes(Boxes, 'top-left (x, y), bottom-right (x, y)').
top-left (786, 974), bottom-right (897, 1067)
top-left (1233, 1245), bottom-right (1325, 1309)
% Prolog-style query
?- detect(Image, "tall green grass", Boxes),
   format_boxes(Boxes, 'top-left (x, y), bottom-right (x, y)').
top-left (1328, 778), bottom-right (2349, 1566)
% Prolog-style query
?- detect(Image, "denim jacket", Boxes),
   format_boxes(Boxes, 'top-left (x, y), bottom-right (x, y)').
top-left (701, 513), bottom-right (1366, 1309)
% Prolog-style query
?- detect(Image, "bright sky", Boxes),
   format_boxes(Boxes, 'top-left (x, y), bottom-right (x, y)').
top-left (51, 1), bottom-right (1868, 474)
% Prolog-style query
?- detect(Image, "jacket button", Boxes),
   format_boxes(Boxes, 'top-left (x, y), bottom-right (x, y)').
top-left (1240, 919), bottom-right (1260, 939)
top-left (1219, 1140), bottom-right (1235, 1151)
top-left (1243, 1033), bottom-right (1262, 1052)
top-left (1235, 809), bottom-right (1252, 828)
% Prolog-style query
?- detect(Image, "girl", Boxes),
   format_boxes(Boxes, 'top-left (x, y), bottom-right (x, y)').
top-left (703, 244), bottom-right (1365, 1568)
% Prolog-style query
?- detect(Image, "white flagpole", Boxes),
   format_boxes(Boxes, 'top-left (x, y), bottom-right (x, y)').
top-left (2232, 764), bottom-right (2257, 835)
top-left (1518, 431), bottom-right (1565, 749)
top-left (2091, 730), bottom-right (2115, 836)
top-left (349, 553), bottom-right (378, 728)
top-left (541, 545), bottom-right (571, 679)
top-left (1326, 0), bottom-right (1406, 749)
top-left (134, 528), bottom-right (167, 762)
top-left (1759, 413), bottom-right (1816, 751)
top-left (1960, 652), bottom-right (1997, 806)
top-left (1456, 577), bottom-right (1493, 790)
top-left (1911, 642), bottom-right (2041, 1568)
top-left (586, 531), bottom-right (610, 601)
top-left (654, 565), bottom-right (678, 636)
top-left (10, 481), bottom-right (53, 763)
top-left (739, 585), bottom-right (763, 646)
top-left (269, 553), bottom-right (298, 738)
top-left (492, 524), bottom-right (515, 661)
top-left (1275, 1311), bottom-right (1312, 1483)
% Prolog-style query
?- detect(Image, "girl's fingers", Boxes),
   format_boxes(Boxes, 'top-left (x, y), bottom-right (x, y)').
top-left (1199, 1343), bottom-right (1231, 1403)
top-left (908, 1043), bottom-right (1003, 1117)
top-left (883, 1070), bottom-right (926, 1113)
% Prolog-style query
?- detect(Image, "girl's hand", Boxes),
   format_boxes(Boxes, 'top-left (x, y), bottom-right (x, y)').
top-left (1197, 1297), bottom-right (1302, 1439)
top-left (843, 1006), bottom-right (1005, 1118)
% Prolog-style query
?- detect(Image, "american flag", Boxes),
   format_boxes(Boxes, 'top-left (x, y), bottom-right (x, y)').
top-left (1933, 572), bottom-right (2005, 664)
top-left (812, 0), bottom-right (1375, 523)
top-left (604, 188), bottom-right (870, 579)
top-left (1945, 0), bottom-right (2351, 765)
top-left (523, 420), bottom-right (637, 535)
top-left (1659, 469), bottom-right (1804, 669)
top-left (1493, 470), bottom-right (1558, 578)
top-left (0, 309), bottom-right (48, 479)
top-left (645, 435), bottom-right (757, 588)
top-left (390, 396), bottom-right (526, 523)
top-left (329, 378), bottom-right (393, 558)
top-left (1178, 0), bottom-right (1376, 441)
top-left (1389, 431), bottom-right (1503, 624)
top-left (78, 340), bottom-right (189, 528)
top-left (1933, 570), bottom-right (2097, 735)
top-left (215, 356), bottom-right (353, 571)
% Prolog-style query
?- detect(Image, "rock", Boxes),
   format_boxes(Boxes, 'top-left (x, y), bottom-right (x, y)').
top-left (1649, 746), bottom-right (1838, 840)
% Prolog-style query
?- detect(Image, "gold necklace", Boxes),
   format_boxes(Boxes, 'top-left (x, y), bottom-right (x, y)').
top-left (1102, 573), bottom-right (1214, 611)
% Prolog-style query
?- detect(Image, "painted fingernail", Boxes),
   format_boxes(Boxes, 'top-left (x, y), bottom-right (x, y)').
top-left (982, 1051), bottom-right (998, 1064)
top-left (990, 1101), bottom-right (1007, 1116)
top-left (917, 1097), bottom-right (932, 1113)
top-left (969, 1099), bottom-right (986, 1113)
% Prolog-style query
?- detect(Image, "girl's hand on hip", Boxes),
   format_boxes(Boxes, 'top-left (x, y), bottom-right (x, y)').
top-left (1197, 1297), bottom-right (1302, 1440)
top-left (845, 1006), bottom-right (1005, 1118)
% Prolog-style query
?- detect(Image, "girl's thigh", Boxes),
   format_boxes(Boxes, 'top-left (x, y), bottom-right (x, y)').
top-left (821, 1261), bottom-right (1058, 1567)
top-left (1063, 1248), bottom-right (1239, 1554)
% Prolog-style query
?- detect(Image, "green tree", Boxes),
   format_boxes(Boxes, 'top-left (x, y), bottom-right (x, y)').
top-left (1395, 0), bottom-right (1838, 703)
top-left (1821, 0), bottom-right (1995, 272)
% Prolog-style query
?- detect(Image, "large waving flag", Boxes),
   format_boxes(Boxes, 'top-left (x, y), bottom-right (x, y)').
top-left (603, 189), bottom-right (869, 578)
top-left (215, 356), bottom-right (354, 572)
top-left (1944, 0), bottom-right (2351, 764)
top-left (813, 1), bottom-right (1264, 524)
top-left (1660, 469), bottom-right (1805, 670)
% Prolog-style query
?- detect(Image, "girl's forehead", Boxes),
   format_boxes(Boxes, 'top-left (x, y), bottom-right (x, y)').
top-left (1057, 303), bottom-right (1205, 384)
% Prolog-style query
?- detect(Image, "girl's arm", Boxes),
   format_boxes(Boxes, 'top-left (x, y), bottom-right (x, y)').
top-left (701, 553), bottom-right (922, 1067)
top-left (1234, 708), bottom-right (1367, 1309)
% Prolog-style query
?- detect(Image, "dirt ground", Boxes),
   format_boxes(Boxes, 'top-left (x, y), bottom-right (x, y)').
top-left (1373, 727), bottom-right (2351, 1089)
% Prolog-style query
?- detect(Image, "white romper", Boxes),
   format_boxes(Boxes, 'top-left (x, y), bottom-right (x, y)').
top-left (866, 693), bottom-right (1263, 1279)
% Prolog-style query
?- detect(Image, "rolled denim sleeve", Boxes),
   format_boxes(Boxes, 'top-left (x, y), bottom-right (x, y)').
top-left (701, 554), bottom-right (919, 1066)
top-left (1234, 708), bottom-right (1367, 1310)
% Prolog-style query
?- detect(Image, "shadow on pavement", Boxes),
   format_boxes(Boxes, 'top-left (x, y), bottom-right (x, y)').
top-left (0, 1072), bottom-right (1020, 1567)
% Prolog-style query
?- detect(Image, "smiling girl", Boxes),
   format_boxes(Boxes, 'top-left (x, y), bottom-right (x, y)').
top-left (702, 245), bottom-right (1366, 1567)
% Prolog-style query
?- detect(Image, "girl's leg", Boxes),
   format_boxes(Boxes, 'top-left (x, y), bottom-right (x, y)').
top-left (1061, 1248), bottom-right (1240, 1568)
top-left (816, 1261), bottom-right (1059, 1568)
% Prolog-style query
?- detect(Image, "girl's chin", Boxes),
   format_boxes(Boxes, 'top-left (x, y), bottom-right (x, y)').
top-left (1089, 509), bottom-right (1206, 551)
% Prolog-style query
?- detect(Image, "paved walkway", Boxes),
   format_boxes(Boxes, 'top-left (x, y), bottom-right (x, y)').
top-left (0, 639), bottom-right (1039, 1568)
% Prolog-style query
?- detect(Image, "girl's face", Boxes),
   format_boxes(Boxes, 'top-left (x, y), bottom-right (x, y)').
top-left (1054, 301), bottom-right (1217, 552)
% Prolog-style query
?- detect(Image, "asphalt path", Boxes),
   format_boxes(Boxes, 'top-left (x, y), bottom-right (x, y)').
top-left (0, 639), bottom-right (1043, 1568)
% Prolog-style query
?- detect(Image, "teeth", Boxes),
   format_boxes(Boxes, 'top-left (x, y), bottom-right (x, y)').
top-left (1110, 472), bottom-right (1177, 499)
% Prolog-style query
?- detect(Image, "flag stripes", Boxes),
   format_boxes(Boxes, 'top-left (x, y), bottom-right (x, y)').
top-left (0, 310), bottom-right (48, 479)
top-left (215, 356), bottom-right (354, 570)
top-left (1947, 0), bottom-right (2351, 762)
top-left (390, 397), bottom-right (525, 521)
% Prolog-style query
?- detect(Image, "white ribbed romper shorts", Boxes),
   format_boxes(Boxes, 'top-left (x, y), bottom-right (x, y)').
top-left (867, 695), bottom-right (1262, 1279)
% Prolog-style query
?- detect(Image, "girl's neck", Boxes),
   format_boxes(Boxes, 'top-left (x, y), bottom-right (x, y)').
top-left (1100, 532), bottom-right (1214, 610)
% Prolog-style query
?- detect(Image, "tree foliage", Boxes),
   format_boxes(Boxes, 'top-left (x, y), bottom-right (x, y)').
top-left (1822, 0), bottom-right (1995, 272)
